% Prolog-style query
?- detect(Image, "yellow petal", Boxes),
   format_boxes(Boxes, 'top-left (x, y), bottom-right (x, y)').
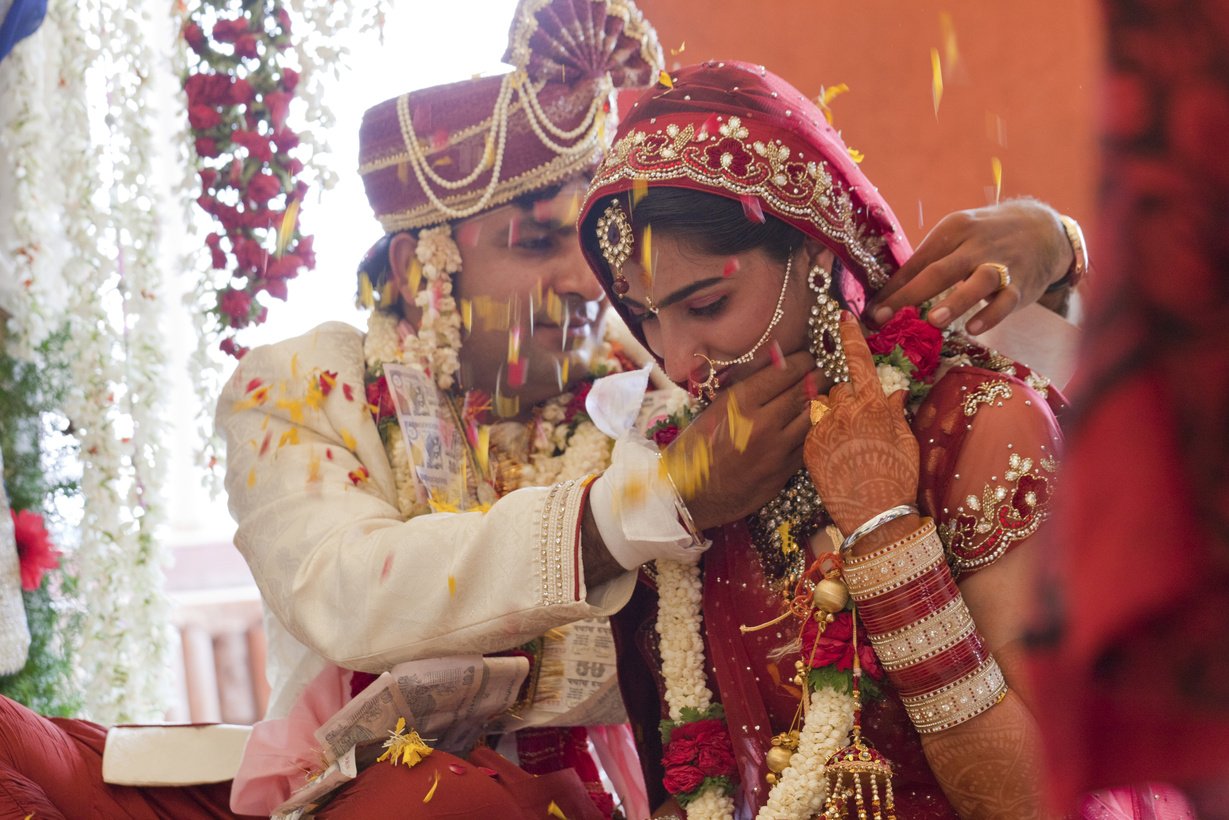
top-left (407, 257), bottom-right (423, 295)
top-left (475, 425), bottom-right (491, 474)
top-left (547, 800), bottom-right (568, 819)
top-left (423, 769), bottom-right (441, 803)
top-left (846, 147), bottom-right (864, 164)
top-left (991, 156), bottom-right (1003, 204)
top-left (670, 41), bottom-right (686, 57)
top-left (726, 393), bottom-right (753, 453)
top-left (277, 199), bottom-right (300, 256)
top-left (448, 575), bottom-right (457, 597)
top-left (658, 70), bottom-right (673, 89)
top-left (930, 47), bottom-right (943, 117)
top-left (247, 467), bottom-right (256, 488)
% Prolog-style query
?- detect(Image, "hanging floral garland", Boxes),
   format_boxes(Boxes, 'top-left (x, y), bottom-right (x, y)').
top-left (182, 0), bottom-right (318, 360)
top-left (56, 0), bottom-right (176, 723)
top-left (178, 0), bottom-right (387, 489)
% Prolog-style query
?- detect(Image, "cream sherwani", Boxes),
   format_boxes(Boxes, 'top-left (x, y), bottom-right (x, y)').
top-left (216, 322), bottom-right (636, 720)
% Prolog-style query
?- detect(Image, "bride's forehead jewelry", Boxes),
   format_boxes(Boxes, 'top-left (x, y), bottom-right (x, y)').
top-left (596, 199), bottom-right (634, 298)
top-left (691, 253), bottom-right (794, 401)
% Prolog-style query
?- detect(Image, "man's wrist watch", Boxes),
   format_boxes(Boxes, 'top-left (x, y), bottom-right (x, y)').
top-left (1047, 214), bottom-right (1089, 294)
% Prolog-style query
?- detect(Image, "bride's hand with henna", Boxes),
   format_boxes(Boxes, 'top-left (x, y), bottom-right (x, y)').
top-left (803, 313), bottom-right (920, 546)
top-left (669, 351), bottom-right (817, 532)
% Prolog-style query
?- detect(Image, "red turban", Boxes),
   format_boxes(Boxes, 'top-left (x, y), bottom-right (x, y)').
top-left (359, 0), bottom-right (662, 233)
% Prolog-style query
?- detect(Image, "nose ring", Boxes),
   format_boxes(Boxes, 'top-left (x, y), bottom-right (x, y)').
top-left (692, 353), bottom-right (720, 401)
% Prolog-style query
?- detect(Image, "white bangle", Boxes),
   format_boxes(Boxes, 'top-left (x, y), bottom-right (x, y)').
top-left (839, 504), bottom-right (917, 553)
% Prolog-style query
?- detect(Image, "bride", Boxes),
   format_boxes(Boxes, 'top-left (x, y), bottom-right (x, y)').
top-left (579, 59), bottom-right (1072, 818)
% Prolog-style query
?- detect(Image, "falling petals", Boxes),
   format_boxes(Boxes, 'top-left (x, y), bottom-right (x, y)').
top-left (448, 575), bottom-right (457, 597)
top-left (423, 769), bottom-right (441, 802)
top-left (769, 340), bottom-right (785, 369)
top-left (276, 199), bottom-right (300, 256)
top-left (740, 195), bottom-right (765, 224)
top-left (725, 393), bottom-right (753, 454)
top-left (722, 257), bottom-right (739, 277)
top-left (348, 466), bottom-right (370, 485)
top-left (930, 47), bottom-right (944, 117)
top-left (991, 156), bottom-right (1003, 204)
top-left (657, 70), bottom-right (673, 89)
top-left (547, 800), bottom-right (568, 819)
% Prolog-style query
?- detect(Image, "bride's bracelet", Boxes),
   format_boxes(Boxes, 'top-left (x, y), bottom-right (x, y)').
top-left (842, 519), bottom-right (1007, 733)
top-left (838, 504), bottom-right (917, 553)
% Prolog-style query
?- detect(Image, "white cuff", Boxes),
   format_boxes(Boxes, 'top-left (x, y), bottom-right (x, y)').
top-left (589, 435), bottom-right (710, 570)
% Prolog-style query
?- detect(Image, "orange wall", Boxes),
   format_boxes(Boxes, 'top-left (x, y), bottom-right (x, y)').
top-left (637, 0), bottom-right (1104, 249)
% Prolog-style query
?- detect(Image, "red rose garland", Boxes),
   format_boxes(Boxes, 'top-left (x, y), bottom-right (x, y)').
top-left (660, 711), bottom-right (738, 805)
top-left (183, 0), bottom-right (316, 358)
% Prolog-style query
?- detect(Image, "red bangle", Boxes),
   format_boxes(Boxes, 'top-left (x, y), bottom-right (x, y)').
top-left (889, 632), bottom-right (991, 698)
top-left (857, 565), bottom-right (960, 634)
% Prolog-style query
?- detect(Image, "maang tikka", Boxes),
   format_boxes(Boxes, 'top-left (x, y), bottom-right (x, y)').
top-left (808, 263), bottom-right (849, 383)
top-left (596, 199), bottom-right (634, 297)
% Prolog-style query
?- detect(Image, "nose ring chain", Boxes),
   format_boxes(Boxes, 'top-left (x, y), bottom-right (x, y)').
top-left (691, 255), bottom-right (793, 400)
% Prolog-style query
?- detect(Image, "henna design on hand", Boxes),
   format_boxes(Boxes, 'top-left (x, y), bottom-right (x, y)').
top-left (803, 314), bottom-right (919, 534)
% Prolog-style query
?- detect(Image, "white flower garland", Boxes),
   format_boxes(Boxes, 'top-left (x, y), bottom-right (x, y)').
top-left (654, 558), bottom-right (738, 819)
top-left (757, 686), bottom-right (853, 820)
top-left (62, 0), bottom-right (174, 722)
top-left (655, 552), bottom-right (855, 820)
top-left (401, 226), bottom-right (464, 390)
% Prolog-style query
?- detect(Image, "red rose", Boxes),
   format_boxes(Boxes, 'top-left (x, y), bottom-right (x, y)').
top-left (662, 764), bottom-right (706, 796)
top-left (695, 741), bottom-right (735, 774)
top-left (188, 104), bottom-right (222, 130)
top-left (194, 137), bottom-right (220, 158)
top-left (799, 610), bottom-right (884, 680)
top-left (12, 509), bottom-right (60, 591)
top-left (182, 22), bottom-right (206, 53)
top-left (265, 91), bottom-right (292, 130)
top-left (280, 68), bottom-right (300, 93)
top-left (564, 381), bottom-right (592, 422)
top-left (266, 254), bottom-right (302, 280)
top-left (652, 423), bottom-right (679, 447)
top-left (230, 78), bottom-right (255, 105)
top-left (209, 244), bottom-right (227, 269)
top-left (661, 736), bottom-right (698, 768)
top-left (211, 18), bottom-right (247, 44)
top-left (262, 278), bottom-right (289, 300)
top-left (234, 238), bottom-right (266, 274)
top-left (666, 719), bottom-right (736, 777)
top-left (245, 171), bottom-right (282, 204)
top-left (199, 168), bottom-right (219, 190)
top-left (219, 337), bottom-right (248, 358)
top-left (232, 129), bottom-right (273, 163)
top-left (866, 306), bottom-right (943, 380)
top-left (294, 235), bottom-right (316, 269)
top-left (234, 34), bottom-right (259, 59)
top-left (366, 378), bottom-right (396, 421)
top-left (271, 128), bottom-right (299, 152)
top-left (219, 288), bottom-right (253, 321)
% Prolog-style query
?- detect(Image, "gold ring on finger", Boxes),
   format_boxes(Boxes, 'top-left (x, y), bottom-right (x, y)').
top-left (988, 262), bottom-right (1011, 292)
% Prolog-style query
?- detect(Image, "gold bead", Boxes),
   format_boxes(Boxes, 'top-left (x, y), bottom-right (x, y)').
top-left (812, 577), bottom-right (849, 613)
top-left (766, 745), bottom-right (794, 773)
